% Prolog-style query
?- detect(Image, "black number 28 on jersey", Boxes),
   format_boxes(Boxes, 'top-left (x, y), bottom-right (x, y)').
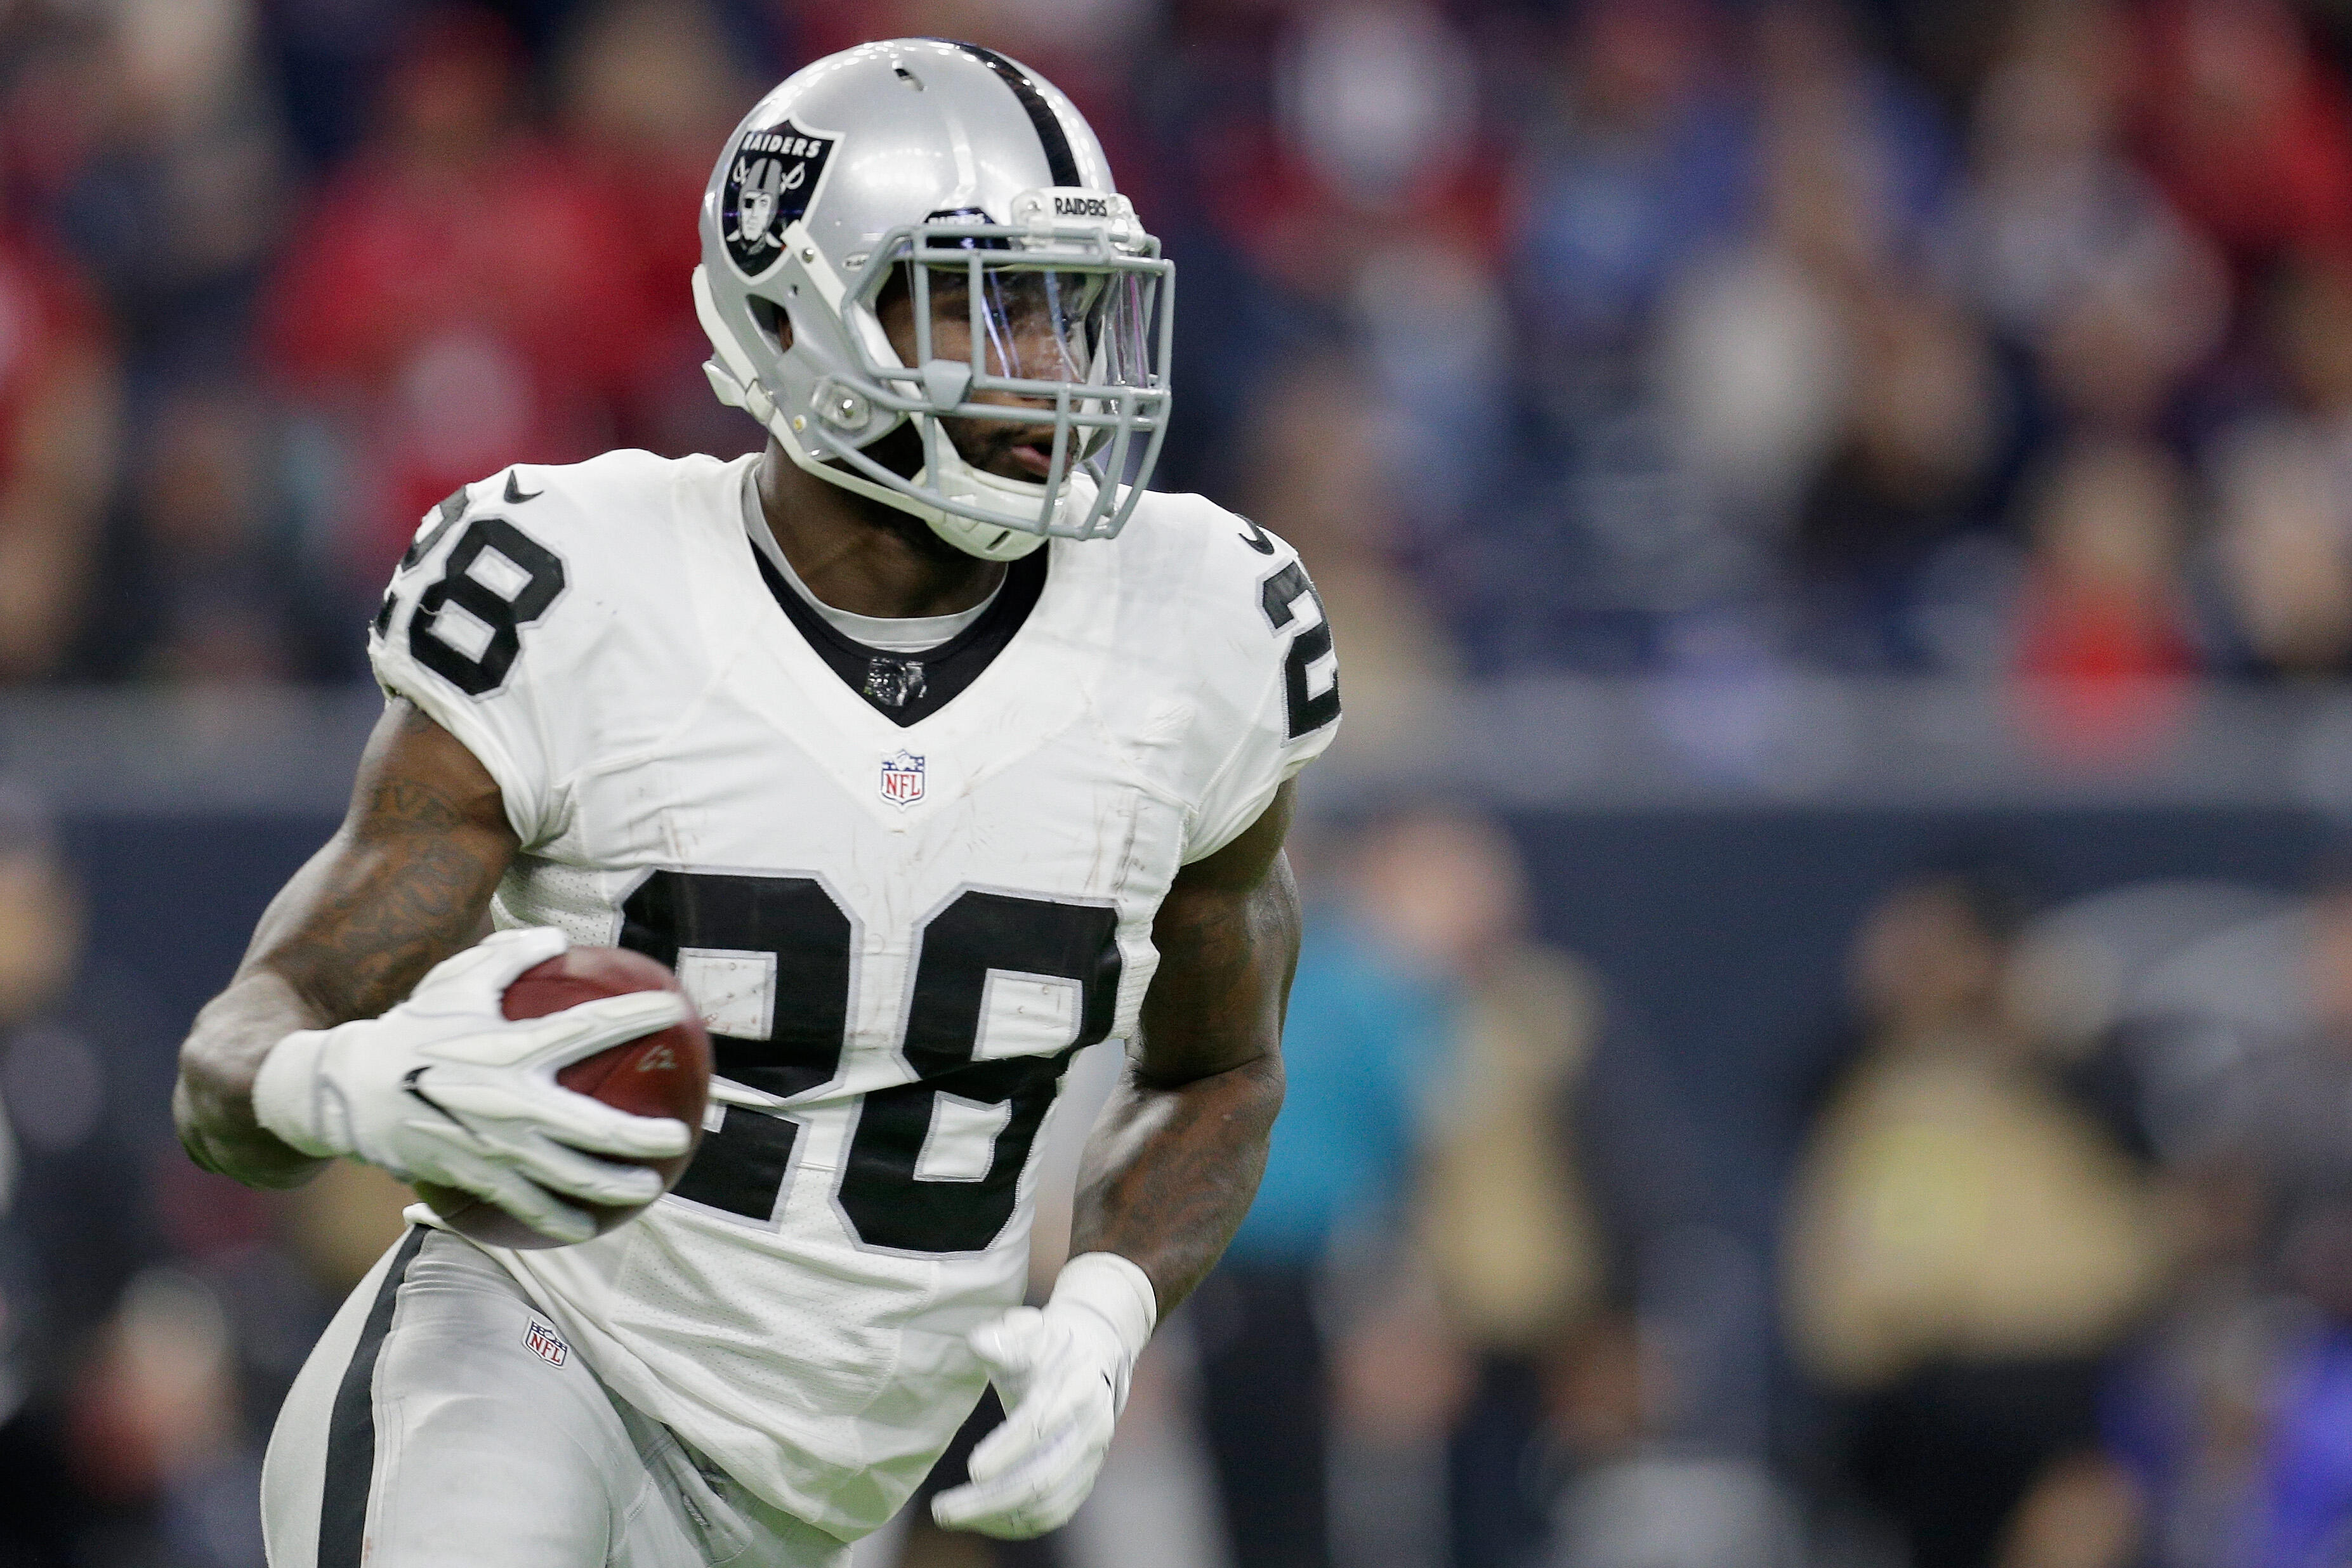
top-left (381, 516), bottom-right (568, 698)
top-left (622, 872), bottom-right (1122, 1258)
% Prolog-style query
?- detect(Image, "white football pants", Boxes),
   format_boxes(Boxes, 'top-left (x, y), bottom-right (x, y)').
top-left (261, 1227), bottom-right (851, 1568)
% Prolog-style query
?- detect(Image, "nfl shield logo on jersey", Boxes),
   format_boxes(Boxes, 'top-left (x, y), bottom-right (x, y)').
top-left (879, 750), bottom-right (926, 807)
top-left (523, 1319), bottom-right (569, 1367)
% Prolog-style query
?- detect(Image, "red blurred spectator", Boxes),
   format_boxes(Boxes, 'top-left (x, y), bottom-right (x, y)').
top-left (2132, 0), bottom-right (2352, 285)
top-left (2012, 441), bottom-right (2198, 762)
top-left (0, 229), bottom-right (118, 683)
top-left (1228, 0), bottom-right (1504, 296)
top-left (555, 0), bottom-right (756, 461)
top-left (261, 6), bottom-right (653, 587)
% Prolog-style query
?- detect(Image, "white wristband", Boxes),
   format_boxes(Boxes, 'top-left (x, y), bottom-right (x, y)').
top-left (1051, 1251), bottom-right (1159, 1362)
top-left (251, 1029), bottom-right (339, 1158)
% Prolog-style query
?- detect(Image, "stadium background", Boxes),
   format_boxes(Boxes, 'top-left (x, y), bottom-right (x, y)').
top-left (8, 0), bottom-right (2352, 1564)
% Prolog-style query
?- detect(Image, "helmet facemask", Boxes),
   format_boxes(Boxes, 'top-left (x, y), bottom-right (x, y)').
top-left (702, 198), bottom-right (1174, 561)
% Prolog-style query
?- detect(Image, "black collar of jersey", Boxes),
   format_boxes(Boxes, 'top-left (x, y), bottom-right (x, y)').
top-left (751, 544), bottom-right (1049, 726)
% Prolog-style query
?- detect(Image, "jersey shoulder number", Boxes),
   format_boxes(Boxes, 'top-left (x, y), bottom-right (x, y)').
top-left (1254, 548), bottom-right (1340, 741)
top-left (375, 470), bottom-right (570, 699)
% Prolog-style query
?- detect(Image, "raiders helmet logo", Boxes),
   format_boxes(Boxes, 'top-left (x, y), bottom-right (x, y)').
top-left (721, 120), bottom-right (837, 278)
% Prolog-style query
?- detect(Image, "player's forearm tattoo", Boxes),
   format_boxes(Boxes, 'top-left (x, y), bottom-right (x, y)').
top-left (266, 774), bottom-right (501, 1021)
top-left (175, 702), bottom-right (516, 1187)
top-left (1071, 839), bottom-right (1299, 1316)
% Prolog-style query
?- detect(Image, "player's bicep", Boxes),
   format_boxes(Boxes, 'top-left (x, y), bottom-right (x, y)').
top-left (1137, 783), bottom-right (1302, 1086)
top-left (240, 698), bottom-right (518, 1024)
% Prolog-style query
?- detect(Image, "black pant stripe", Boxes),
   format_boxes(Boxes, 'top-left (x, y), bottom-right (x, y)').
top-left (318, 1226), bottom-right (428, 1568)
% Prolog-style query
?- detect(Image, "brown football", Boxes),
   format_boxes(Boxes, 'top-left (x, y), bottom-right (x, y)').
top-left (413, 946), bottom-right (711, 1250)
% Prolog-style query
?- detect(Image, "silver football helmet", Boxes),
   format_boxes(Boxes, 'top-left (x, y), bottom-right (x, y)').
top-left (695, 39), bottom-right (1174, 561)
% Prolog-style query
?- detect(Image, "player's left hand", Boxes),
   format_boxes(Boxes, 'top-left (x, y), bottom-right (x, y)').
top-left (931, 1252), bottom-right (1158, 1539)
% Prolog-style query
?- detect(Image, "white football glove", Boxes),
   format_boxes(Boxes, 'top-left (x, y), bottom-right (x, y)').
top-left (251, 927), bottom-right (694, 1245)
top-left (931, 1252), bottom-right (1159, 1539)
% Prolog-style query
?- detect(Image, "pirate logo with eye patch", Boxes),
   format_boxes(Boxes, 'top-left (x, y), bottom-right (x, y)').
top-left (721, 120), bottom-right (837, 278)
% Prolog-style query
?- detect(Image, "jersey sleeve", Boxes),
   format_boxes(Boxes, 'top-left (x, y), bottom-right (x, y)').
top-left (1183, 545), bottom-right (1343, 863)
top-left (365, 478), bottom-right (576, 847)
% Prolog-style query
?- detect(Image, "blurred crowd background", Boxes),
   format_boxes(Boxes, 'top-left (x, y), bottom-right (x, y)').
top-left (20, 0), bottom-right (2352, 699)
top-left (10, 0), bottom-right (2352, 1566)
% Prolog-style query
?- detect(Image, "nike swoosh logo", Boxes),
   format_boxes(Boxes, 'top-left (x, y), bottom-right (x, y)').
top-left (401, 1066), bottom-right (461, 1125)
top-left (504, 469), bottom-right (544, 504)
top-left (1237, 516), bottom-right (1275, 555)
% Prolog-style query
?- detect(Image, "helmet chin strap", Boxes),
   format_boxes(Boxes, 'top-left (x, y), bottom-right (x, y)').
top-left (912, 449), bottom-right (1065, 563)
top-left (695, 266), bottom-right (1052, 563)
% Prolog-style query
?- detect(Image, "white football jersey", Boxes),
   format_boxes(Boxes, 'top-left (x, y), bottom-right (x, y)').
top-left (364, 450), bottom-right (1339, 1541)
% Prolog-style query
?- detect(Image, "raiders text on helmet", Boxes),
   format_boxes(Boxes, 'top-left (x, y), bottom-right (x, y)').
top-left (695, 40), bottom-right (1174, 561)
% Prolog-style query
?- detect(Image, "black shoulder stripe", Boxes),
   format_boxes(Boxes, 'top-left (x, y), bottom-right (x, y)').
top-left (943, 41), bottom-right (1082, 188)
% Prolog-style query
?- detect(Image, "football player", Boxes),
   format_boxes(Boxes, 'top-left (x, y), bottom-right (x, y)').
top-left (172, 37), bottom-right (1339, 1568)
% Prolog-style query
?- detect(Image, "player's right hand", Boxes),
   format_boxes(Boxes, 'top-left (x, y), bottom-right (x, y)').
top-left (250, 927), bottom-right (694, 1245)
